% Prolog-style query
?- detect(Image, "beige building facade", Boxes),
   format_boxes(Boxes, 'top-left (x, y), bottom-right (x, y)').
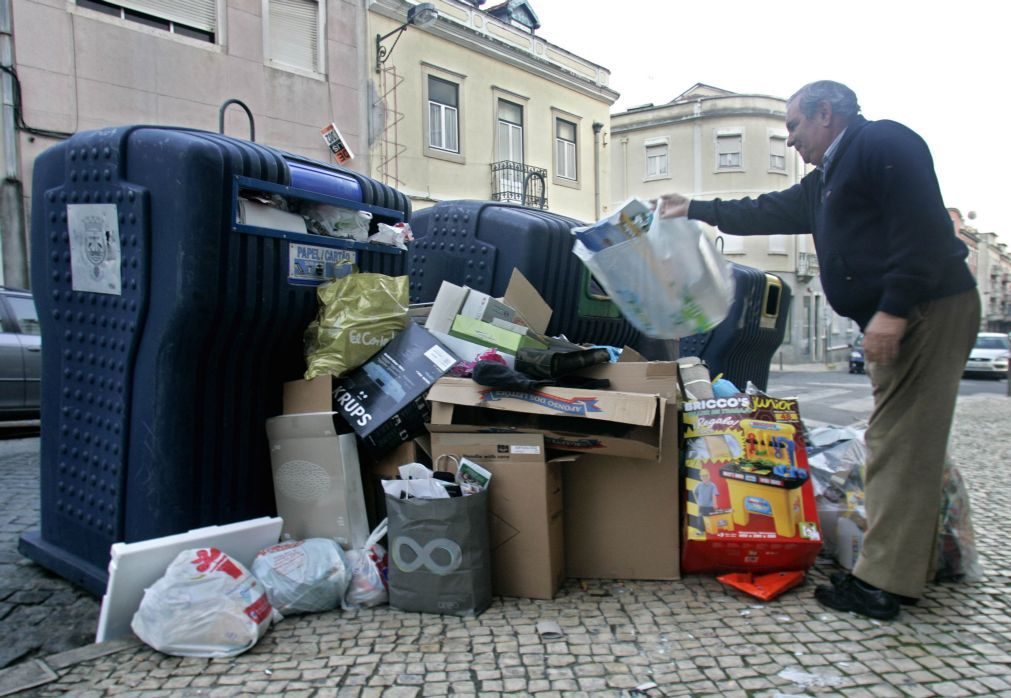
top-left (367, 0), bottom-right (616, 222)
top-left (611, 84), bottom-right (858, 364)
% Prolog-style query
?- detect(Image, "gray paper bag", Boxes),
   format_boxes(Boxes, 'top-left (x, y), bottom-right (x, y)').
top-left (386, 490), bottom-right (492, 616)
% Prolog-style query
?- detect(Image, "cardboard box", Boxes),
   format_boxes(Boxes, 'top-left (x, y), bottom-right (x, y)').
top-left (562, 361), bottom-right (682, 580)
top-left (460, 289), bottom-right (519, 326)
top-left (426, 377), bottom-right (664, 460)
top-left (424, 281), bottom-right (471, 334)
top-left (428, 330), bottom-right (516, 368)
top-left (265, 412), bottom-right (369, 549)
top-left (449, 315), bottom-right (547, 354)
top-left (284, 323), bottom-right (458, 454)
top-left (430, 433), bottom-right (566, 600)
top-left (681, 392), bottom-right (822, 573)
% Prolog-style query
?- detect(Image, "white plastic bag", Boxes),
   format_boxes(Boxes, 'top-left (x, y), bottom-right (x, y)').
top-left (573, 202), bottom-right (735, 339)
top-left (131, 548), bottom-right (275, 658)
top-left (343, 519), bottom-right (389, 610)
top-left (252, 538), bottom-right (352, 615)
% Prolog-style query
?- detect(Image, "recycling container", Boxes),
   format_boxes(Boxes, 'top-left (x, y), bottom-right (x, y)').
top-left (409, 200), bottom-right (648, 350)
top-left (20, 126), bottom-right (409, 595)
top-left (678, 264), bottom-right (792, 391)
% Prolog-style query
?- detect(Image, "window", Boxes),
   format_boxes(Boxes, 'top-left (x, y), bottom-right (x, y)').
top-left (77, 0), bottom-right (216, 41)
top-left (428, 76), bottom-right (460, 153)
top-left (556, 119), bottom-right (577, 180)
top-left (496, 100), bottom-right (524, 164)
top-left (716, 133), bottom-right (742, 170)
top-left (770, 135), bottom-right (787, 172)
top-left (645, 143), bottom-right (668, 179)
top-left (266, 0), bottom-right (323, 73)
top-left (768, 234), bottom-right (787, 254)
top-left (5, 296), bottom-right (40, 336)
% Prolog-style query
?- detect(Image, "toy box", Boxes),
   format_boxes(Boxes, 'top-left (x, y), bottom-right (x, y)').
top-left (681, 393), bottom-right (822, 573)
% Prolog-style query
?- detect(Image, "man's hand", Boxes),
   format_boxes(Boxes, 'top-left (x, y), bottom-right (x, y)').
top-left (862, 311), bottom-right (908, 365)
top-left (653, 193), bottom-right (692, 218)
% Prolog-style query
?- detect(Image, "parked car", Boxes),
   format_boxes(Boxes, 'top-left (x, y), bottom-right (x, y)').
top-left (964, 332), bottom-right (1010, 379)
top-left (0, 287), bottom-right (41, 417)
top-left (848, 334), bottom-right (865, 374)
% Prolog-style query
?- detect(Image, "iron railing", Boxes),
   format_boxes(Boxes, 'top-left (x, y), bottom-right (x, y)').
top-left (490, 161), bottom-right (547, 209)
top-left (797, 251), bottom-right (820, 279)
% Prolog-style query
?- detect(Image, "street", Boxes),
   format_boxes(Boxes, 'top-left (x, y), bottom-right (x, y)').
top-left (767, 366), bottom-right (1007, 427)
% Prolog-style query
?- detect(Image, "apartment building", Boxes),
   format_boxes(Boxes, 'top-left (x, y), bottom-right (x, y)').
top-left (367, 0), bottom-right (616, 222)
top-left (950, 209), bottom-right (1011, 334)
top-left (610, 83), bottom-right (857, 364)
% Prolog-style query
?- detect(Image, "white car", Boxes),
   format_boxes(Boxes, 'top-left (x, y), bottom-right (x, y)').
top-left (964, 332), bottom-right (1010, 378)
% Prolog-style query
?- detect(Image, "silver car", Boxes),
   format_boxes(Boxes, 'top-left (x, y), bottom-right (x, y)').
top-left (0, 288), bottom-right (41, 416)
top-left (964, 332), bottom-right (1010, 379)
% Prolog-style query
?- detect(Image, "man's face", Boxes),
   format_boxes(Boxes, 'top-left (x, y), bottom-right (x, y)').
top-left (785, 99), bottom-right (832, 166)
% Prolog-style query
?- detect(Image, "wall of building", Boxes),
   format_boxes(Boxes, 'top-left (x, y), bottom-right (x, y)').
top-left (367, 0), bottom-right (616, 223)
top-left (10, 0), bottom-right (370, 254)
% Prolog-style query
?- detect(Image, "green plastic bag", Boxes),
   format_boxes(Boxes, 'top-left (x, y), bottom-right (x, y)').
top-left (304, 273), bottom-right (409, 379)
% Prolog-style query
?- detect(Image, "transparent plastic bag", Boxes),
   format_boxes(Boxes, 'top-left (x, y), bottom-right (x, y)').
top-left (131, 548), bottom-right (275, 658)
top-left (252, 538), bottom-right (352, 616)
top-left (935, 462), bottom-right (983, 583)
top-left (573, 206), bottom-right (734, 339)
top-left (343, 519), bottom-right (389, 610)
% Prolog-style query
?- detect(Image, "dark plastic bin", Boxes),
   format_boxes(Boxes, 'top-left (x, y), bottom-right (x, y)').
top-left (678, 264), bottom-right (792, 391)
top-left (409, 200), bottom-right (652, 351)
top-left (20, 126), bottom-right (410, 595)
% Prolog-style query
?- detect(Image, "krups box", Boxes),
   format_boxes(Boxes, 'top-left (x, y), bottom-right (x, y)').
top-left (285, 323), bottom-right (458, 455)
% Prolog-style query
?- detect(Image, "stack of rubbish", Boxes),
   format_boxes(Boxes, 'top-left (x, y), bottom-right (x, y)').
top-left (106, 200), bottom-right (983, 661)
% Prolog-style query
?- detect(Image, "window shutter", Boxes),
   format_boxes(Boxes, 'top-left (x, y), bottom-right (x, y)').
top-left (118, 1), bottom-right (217, 32)
top-left (717, 134), bottom-right (741, 154)
top-left (270, 0), bottom-right (319, 72)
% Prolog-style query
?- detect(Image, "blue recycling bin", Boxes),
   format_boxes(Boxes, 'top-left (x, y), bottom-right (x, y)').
top-left (678, 264), bottom-right (792, 391)
top-left (19, 126), bottom-right (410, 594)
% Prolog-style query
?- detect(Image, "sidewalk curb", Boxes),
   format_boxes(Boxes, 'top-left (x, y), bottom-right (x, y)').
top-left (0, 640), bottom-right (139, 696)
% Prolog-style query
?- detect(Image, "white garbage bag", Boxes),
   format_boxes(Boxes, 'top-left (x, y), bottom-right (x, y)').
top-left (131, 547), bottom-right (275, 658)
top-left (252, 538), bottom-right (351, 615)
top-left (343, 519), bottom-right (389, 610)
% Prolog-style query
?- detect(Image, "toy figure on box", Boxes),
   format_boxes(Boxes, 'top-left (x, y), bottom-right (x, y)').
top-left (692, 468), bottom-right (719, 517)
top-left (657, 80), bottom-right (979, 620)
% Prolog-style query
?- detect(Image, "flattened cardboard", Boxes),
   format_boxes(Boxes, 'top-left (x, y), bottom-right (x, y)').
top-left (563, 361), bottom-right (681, 580)
top-left (426, 377), bottom-right (663, 460)
top-left (430, 433), bottom-right (566, 600)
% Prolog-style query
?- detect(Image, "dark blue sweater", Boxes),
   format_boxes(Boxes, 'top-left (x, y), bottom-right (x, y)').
top-left (687, 116), bottom-right (976, 330)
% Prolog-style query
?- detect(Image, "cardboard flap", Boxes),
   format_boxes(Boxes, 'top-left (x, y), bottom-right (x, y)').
top-left (504, 269), bottom-right (552, 334)
top-left (427, 377), bottom-right (659, 428)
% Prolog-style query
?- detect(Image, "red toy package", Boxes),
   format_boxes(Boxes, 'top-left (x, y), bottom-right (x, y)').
top-left (681, 393), bottom-right (822, 574)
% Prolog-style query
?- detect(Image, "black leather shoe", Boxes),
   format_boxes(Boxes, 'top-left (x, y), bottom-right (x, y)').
top-left (816, 573), bottom-right (900, 620)
top-left (829, 571), bottom-right (918, 606)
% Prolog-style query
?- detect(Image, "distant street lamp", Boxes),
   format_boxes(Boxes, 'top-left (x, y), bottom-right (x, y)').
top-left (375, 3), bottom-right (439, 73)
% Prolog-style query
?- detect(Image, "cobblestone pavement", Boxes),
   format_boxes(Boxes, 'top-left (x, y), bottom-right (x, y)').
top-left (1, 394), bottom-right (1010, 696)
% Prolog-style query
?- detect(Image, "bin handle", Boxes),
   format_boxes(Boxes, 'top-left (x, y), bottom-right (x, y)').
top-left (219, 99), bottom-right (255, 142)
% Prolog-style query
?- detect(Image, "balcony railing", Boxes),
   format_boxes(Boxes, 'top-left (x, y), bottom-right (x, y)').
top-left (490, 161), bottom-right (548, 209)
top-left (797, 251), bottom-right (820, 279)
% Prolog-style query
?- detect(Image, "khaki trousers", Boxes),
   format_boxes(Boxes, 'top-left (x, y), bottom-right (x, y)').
top-left (852, 288), bottom-right (980, 598)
